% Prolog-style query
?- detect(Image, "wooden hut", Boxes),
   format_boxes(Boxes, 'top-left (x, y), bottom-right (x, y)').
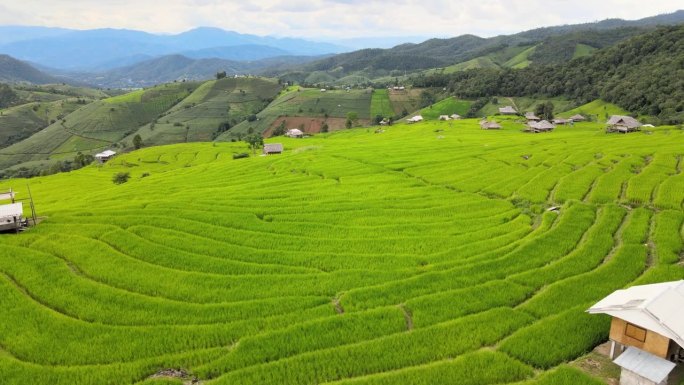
top-left (525, 112), bottom-right (541, 122)
top-left (607, 115), bottom-right (642, 133)
top-left (450, 114), bottom-right (462, 120)
top-left (525, 120), bottom-right (555, 133)
top-left (438, 115), bottom-right (450, 121)
top-left (569, 114), bottom-right (587, 122)
top-left (588, 280), bottom-right (684, 385)
top-left (479, 120), bottom-right (501, 130)
top-left (498, 106), bottom-right (517, 115)
top-left (552, 118), bottom-right (569, 125)
top-left (407, 115), bottom-right (424, 123)
top-left (263, 143), bottom-right (283, 155)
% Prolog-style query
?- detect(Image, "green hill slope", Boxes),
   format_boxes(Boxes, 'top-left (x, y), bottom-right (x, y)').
top-left (123, 77), bottom-right (282, 145)
top-left (0, 118), bottom-right (682, 385)
top-left (0, 82), bottom-right (200, 170)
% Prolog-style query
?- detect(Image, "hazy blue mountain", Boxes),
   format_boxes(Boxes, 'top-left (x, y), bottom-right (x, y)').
top-left (0, 26), bottom-right (73, 45)
top-left (181, 45), bottom-right (291, 61)
top-left (0, 27), bottom-right (348, 71)
top-left (0, 54), bottom-right (64, 84)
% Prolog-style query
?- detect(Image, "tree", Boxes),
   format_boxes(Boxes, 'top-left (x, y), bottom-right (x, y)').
top-left (321, 122), bottom-right (329, 133)
top-left (345, 118), bottom-right (353, 129)
top-left (216, 71), bottom-right (227, 79)
top-left (273, 120), bottom-right (287, 136)
top-left (133, 134), bottom-right (143, 149)
top-left (244, 134), bottom-right (264, 155)
top-left (535, 102), bottom-right (555, 120)
top-left (346, 112), bottom-right (358, 129)
top-left (112, 172), bottom-right (130, 185)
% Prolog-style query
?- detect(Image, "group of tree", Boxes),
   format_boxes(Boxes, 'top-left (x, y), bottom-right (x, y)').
top-left (412, 26), bottom-right (684, 123)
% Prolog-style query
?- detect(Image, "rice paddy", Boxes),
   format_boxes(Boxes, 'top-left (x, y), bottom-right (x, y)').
top-left (0, 118), bottom-right (682, 384)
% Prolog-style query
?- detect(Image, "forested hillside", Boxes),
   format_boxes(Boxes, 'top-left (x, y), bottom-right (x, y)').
top-left (414, 26), bottom-right (684, 123)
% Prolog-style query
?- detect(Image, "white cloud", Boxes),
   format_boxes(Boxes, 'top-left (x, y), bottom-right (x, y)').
top-left (0, 0), bottom-right (680, 39)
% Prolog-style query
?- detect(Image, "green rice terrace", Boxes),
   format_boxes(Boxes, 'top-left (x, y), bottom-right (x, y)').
top-left (0, 118), bottom-right (683, 385)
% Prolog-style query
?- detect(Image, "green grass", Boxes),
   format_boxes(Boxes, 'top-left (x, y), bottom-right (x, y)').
top-left (573, 44), bottom-right (597, 59)
top-left (0, 118), bottom-right (682, 385)
top-left (370, 89), bottom-right (394, 118)
top-left (559, 99), bottom-right (630, 121)
top-left (504, 45), bottom-right (537, 68)
top-left (420, 97), bottom-right (471, 120)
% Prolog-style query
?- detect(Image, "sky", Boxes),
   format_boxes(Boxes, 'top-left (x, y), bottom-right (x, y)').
top-left (0, 0), bottom-right (681, 40)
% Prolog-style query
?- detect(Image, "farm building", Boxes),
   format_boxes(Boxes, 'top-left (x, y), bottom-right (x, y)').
top-left (0, 190), bottom-right (24, 233)
top-left (570, 114), bottom-right (587, 122)
top-left (526, 120), bottom-right (555, 133)
top-left (552, 118), bottom-right (569, 125)
top-left (95, 150), bottom-right (116, 163)
top-left (525, 112), bottom-right (541, 121)
top-left (479, 120), bottom-right (502, 130)
top-left (263, 143), bottom-right (283, 155)
top-left (499, 106), bottom-right (517, 115)
top-left (607, 115), bottom-right (642, 133)
top-left (450, 114), bottom-right (462, 120)
top-left (407, 115), bottom-right (424, 123)
top-left (438, 115), bottom-right (450, 121)
top-left (588, 280), bottom-right (684, 385)
top-left (286, 129), bottom-right (304, 138)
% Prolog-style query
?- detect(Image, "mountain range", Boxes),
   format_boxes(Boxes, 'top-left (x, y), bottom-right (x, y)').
top-left (0, 26), bottom-right (347, 71)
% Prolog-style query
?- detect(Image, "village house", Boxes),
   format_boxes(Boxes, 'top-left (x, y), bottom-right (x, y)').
top-left (263, 143), bottom-right (283, 155)
top-left (498, 106), bottom-right (517, 115)
top-left (570, 114), bottom-right (587, 122)
top-left (479, 120), bottom-right (502, 130)
top-left (95, 150), bottom-right (116, 163)
top-left (552, 118), bottom-right (569, 125)
top-left (525, 112), bottom-right (541, 122)
top-left (607, 115), bottom-right (642, 133)
top-left (407, 115), bottom-right (424, 123)
top-left (286, 128), bottom-right (304, 138)
top-left (525, 120), bottom-right (555, 133)
top-left (438, 115), bottom-right (450, 121)
top-left (588, 280), bottom-right (684, 385)
top-left (450, 114), bottom-right (462, 120)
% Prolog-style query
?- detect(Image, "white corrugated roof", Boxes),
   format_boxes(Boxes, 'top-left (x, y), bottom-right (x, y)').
top-left (95, 150), bottom-right (116, 158)
top-left (588, 280), bottom-right (684, 348)
top-left (0, 203), bottom-right (23, 218)
top-left (614, 347), bottom-right (676, 383)
top-left (0, 191), bottom-right (15, 201)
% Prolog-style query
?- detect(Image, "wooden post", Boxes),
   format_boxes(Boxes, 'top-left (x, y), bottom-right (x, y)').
top-left (26, 184), bottom-right (37, 227)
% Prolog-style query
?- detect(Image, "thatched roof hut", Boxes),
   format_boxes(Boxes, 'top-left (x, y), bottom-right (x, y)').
top-left (607, 115), bottom-right (642, 133)
top-left (498, 106), bottom-right (517, 115)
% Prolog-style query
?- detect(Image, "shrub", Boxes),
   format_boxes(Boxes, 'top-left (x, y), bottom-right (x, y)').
top-left (112, 172), bottom-right (130, 184)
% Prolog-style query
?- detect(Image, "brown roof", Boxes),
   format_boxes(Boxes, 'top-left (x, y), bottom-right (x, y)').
top-left (569, 114), bottom-right (586, 121)
top-left (499, 106), bottom-right (517, 114)
top-left (480, 120), bottom-right (501, 129)
top-left (528, 120), bottom-right (555, 131)
top-left (607, 115), bottom-right (642, 129)
top-left (525, 112), bottom-right (541, 120)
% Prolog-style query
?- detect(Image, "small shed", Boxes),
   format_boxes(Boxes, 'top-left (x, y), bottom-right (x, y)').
top-left (320, 89), bottom-right (327, 92)
top-left (569, 114), bottom-right (587, 122)
top-left (438, 115), bottom-right (450, 121)
top-left (0, 202), bottom-right (23, 232)
top-left (525, 112), bottom-right (541, 121)
top-left (588, 280), bottom-right (684, 385)
top-left (614, 347), bottom-right (676, 385)
top-left (95, 150), bottom-right (116, 163)
top-left (480, 120), bottom-right (501, 130)
top-left (450, 114), bottom-right (462, 120)
top-left (286, 129), bottom-right (304, 138)
top-left (263, 143), bottom-right (283, 155)
top-left (525, 120), bottom-right (555, 133)
top-left (553, 118), bottom-right (569, 125)
top-left (407, 115), bottom-right (424, 123)
top-left (499, 106), bottom-right (517, 115)
top-left (607, 115), bottom-right (642, 133)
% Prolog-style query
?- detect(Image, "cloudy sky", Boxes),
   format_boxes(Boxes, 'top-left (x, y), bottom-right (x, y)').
top-left (0, 0), bottom-right (680, 39)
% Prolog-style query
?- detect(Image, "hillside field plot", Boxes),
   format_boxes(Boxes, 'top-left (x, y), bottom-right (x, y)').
top-left (0, 120), bottom-right (682, 385)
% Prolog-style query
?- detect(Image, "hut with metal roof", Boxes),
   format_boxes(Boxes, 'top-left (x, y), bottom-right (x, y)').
top-left (95, 150), bottom-right (116, 163)
top-left (588, 280), bottom-right (684, 385)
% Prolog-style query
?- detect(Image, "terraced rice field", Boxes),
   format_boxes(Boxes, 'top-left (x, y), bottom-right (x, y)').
top-left (0, 119), bottom-right (682, 385)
